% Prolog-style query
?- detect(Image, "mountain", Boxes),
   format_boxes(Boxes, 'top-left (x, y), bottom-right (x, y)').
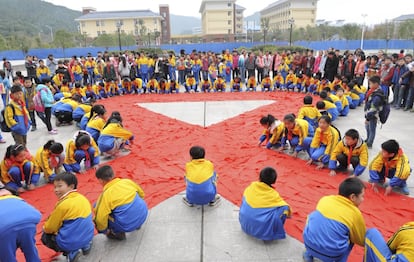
top-left (170, 14), bottom-right (201, 35)
top-left (0, 0), bottom-right (80, 37)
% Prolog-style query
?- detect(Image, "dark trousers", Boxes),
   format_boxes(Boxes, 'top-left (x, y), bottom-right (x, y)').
top-left (37, 107), bottom-right (53, 131)
top-left (247, 69), bottom-right (255, 80)
top-left (12, 133), bottom-right (27, 146)
top-left (29, 110), bottom-right (36, 127)
top-left (56, 111), bottom-right (73, 123)
top-left (41, 233), bottom-right (61, 252)
top-left (257, 67), bottom-right (264, 82)
top-left (336, 153), bottom-right (359, 169)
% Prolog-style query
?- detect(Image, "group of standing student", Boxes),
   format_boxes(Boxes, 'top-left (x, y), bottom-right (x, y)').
top-left (0, 165), bottom-right (148, 262)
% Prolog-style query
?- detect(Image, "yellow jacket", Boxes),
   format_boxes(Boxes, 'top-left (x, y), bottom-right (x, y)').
top-left (311, 126), bottom-right (340, 156)
top-left (387, 221), bottom-right (414, 261)
top-left (369, 151), bottom-right (411, 180)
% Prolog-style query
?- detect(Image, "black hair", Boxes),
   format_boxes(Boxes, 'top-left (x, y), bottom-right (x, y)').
top-left (260, 114), bottom-right (276, 126)
top-left (319, 91), bottom-right (328, 99)
top-left (10, 85), bottom-right (23, 94)
top-left (23, 76), bottom-right (31, 81)
top-left (189, 146), bottom-right (205, 159)
top-left (316, 101), bottom-right (326, 110)
top-left (344, 129), bottom-right (359, 140)
top-left (43, 140), bottom-right (64, 154)
top-left (369, 75), bottom-right (381, 85)
top-left (75, 83), bottom-right (81, 88)
top-left (88, 104), bottom-right (106, 123)
top-left (338, 177), bottom-right (365, 198)
top-left (75, 132), bottom-right (91, 148)
top-left (318, 115), bottom-right (332, 125)
top-left (54, 172), bottom-right (78, 189)
top-left (103, 114), bottom-right (123, 129)
top-left (322, 87), bottom-right (331, 93)
top-left (259, 167), bottom-right (277, 186)
top-left (381, 139), bottom-right (400, 155)
top-left (5, 144), bottom-right (26, 159)
top-left (303, 95), bottom-right (313, 105)
top-left (41, 77), bottom-right (52, 84)
top-left (96, 165), bottom-right (115, 181)
top-left (283, 113), bottom-right (296, 123)
top-left (71, 94), bottom-right (82, 103)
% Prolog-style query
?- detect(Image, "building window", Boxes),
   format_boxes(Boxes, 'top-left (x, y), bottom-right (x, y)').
top-left (81, 21), bottom-right (85, 27)
top-left (162, 12), bottom-right (166, 18)
top-left (227, 2), bottom-right (231, 7)
top-left (102, 30), bottom-right (106, 34)
top-left (97, 31), bottom-right (101, 36)
top-left (228, 11), bottom-right (232, 16)
top-left (154, 18), bottom-right (157, 25)
top-left (100, 20), bottom-right (105, 26)
top-left (228, 29), bottom-right (231, 34)
top-left (228, 20), bottom-right (231, 25)
top-left (96, 21), bottom-right (100, 26)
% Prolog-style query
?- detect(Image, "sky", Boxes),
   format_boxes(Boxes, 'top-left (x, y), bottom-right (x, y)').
top-left (44, 0), bottom-right (414, 25)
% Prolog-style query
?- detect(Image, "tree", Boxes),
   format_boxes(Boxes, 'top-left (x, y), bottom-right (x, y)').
top-left (93, 34), bottom-right (115, 49)
top-left (137, 18), bottom-right (147, 43)
top-left (53, 29), bottom-right (73, 57)
top-left (261, 17), bottom-right (270, 44)
top-left (341, 24), bottom-right (361, 40)
top-left (397, 19), bottom-right (414, 39)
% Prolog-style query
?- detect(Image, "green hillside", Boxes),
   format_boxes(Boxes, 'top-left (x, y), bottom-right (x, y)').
top-left (0, 0), bottom-right (80, 37)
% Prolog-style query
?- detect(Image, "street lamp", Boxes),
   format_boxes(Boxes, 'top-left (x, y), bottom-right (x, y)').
top-left (360, 14), bottom-right (367, 50)
top-left (288, 18), bottom-right (294, 46)
top-left (45, 25), bottom-right (53, 42)
top-left (116, 20), bottom-right (123, 51)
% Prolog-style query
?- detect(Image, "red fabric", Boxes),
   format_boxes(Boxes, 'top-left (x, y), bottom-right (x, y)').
top-left (16, 92), bottom-right (414, 261)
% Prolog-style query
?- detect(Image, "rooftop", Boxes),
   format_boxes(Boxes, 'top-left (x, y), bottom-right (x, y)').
top-left (76, 10), bottom-right (162, 21)
top-left (393, 13), bottom-right (414, 22)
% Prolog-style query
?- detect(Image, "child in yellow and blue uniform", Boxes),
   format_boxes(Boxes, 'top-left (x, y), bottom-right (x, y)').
top-left (41, 172), bottom-right (94, 262)
top-left (94, 165), bottom-right (148, 240)
top-left (258, 114), bottom-right (284, 149)
top-left (85, 105), bottom-right (107, 143)
top-left (36, 60), bottom-right (51, 83)
top-left (281, 114), bottom-right (314, 157)
top-left (246, 75), bottom-right (257, 92)
top-left (147, 76), bottom-right (159, 94)
top-left (185, 74), bottom-right (197, 92)
top-left (53, 95), bottom-right (81, 126)
top-left (183, 146), bottom-right (220, 206)
top-left (285, 69), bottom-right (297, 91)
top-left (335, 87), bottom-right (350, 116)
top-left (308, 115), bottom-right (340, 169)
top-left (72, 100), bottom-right (93, 126)
top-left (230, 76), bottom-right (242, 92)
top-left (213, 75), bottom-right (226, 92)
top-left (5, 85), bottom-right (31, 146)
top-left (273, 71), bottom-right (285, 90)
top-left (322, 87), bottom-right (342, 113)
top-left (316, 97), bottom-right (339, 121)
top-left (297, 95), bottom-right (321, 129)
top-left (303, 177), bottom-right (366, 262)
top-left (63, 130), bottom-right (100, 173)
top-left (132, 77), bottom-right (144, 94)
top-left (261, 74), bottom-right (273, 91)
top-left (167, 79), bottom-right (179, 94)
top-left (1, 144), bottom-right (40, 193)
top-left (200, 78), bottom-right (212, 93)
top-left (329, 129), bottom-right (368, 177)
top-left (239, 167), bottom-right (291, 241)
top-left (0, 186), bottom-right (41, 262)
top-left (98, 113), bottom-right (134, 158)
top-left (35, 140), bottom-right (64, 183)
top-left (80, 104), bottom-right (104, 131)
top-left (369, 139), bottom-right (411, 195)
top-left (364, 221), bottom-right (414, 262)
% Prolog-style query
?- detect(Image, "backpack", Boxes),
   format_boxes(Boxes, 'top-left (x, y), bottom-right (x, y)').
top-left (0, 104), bottom-right (15, 132)
top-left (372, 91), bottom-right (390, 124)
top-left (33, 88), bottom-right (46, 113)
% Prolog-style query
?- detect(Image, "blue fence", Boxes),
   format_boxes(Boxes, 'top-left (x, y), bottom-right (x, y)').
top-left (2, 39), bottom-right (414, 60)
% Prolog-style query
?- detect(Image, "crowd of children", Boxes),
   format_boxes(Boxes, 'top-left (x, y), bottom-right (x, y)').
top-left (0, 47), bottom-right (413, 261)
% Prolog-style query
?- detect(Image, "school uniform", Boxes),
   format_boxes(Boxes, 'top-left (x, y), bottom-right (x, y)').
top-left (5, 99), bottom-right (31, 145)
top-left (63, 132), bottom-right (100, 173)
top-left (0, 195), bottom-right (41, 262)
top-left (322, 100), bottom-right (339, 121)
top-left (282, 119), bottom-right (314, 153)
top-left (259, 120), bottom-right (285, 149)
top-left (273, 75), bottom-right (285, 90)
top-left (239, 181), bottom-right (291, 241)
top-left (200, 80), bottom-right (212, 93)
top-left (0, 151), bottom-right (40, 190)
top-left (72, 104), bottom-right (91, 123)
top-left (213, 78), bottom-right (226, 92)
top-left (94, 178), bottom-right (148, 234)
top-left (297, 105), bottom-right (322, 129)
top-left (261, 77), bottom-right (273, 91)
top-left (303, 195), bottom-right (366, 261)
top-left (98, 123), bottom-right (133, 156)
top-left (185, 159), bottom-right (218, 205)
top-left (85, 116), bottom-right (106, 143)
top-left (329, 137), bottom-right (368, 176)
top-left (369, 150), bottom-right (411, 194)
top-left (35, 147), bottom-right (64, 182)
top-left (310, 126), bottom-right (340, 164)
top-left (364, 222), bottom-right (414, 262)
top-left (42, 191), bottom-right (94, 254)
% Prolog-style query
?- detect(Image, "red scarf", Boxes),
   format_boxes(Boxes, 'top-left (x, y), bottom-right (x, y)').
top-left (319, 129), bottom-right (324, 145)
top-left (365, 87), bottom-right (376, 102)
top-left (13, 99), bottom-right (29, 127)
top-left (383, 149), bottom-right (403, 178)
top-left (84, 150), bottom-right (91, 169)
top-left (347, 145), bottom-right (354, 166)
